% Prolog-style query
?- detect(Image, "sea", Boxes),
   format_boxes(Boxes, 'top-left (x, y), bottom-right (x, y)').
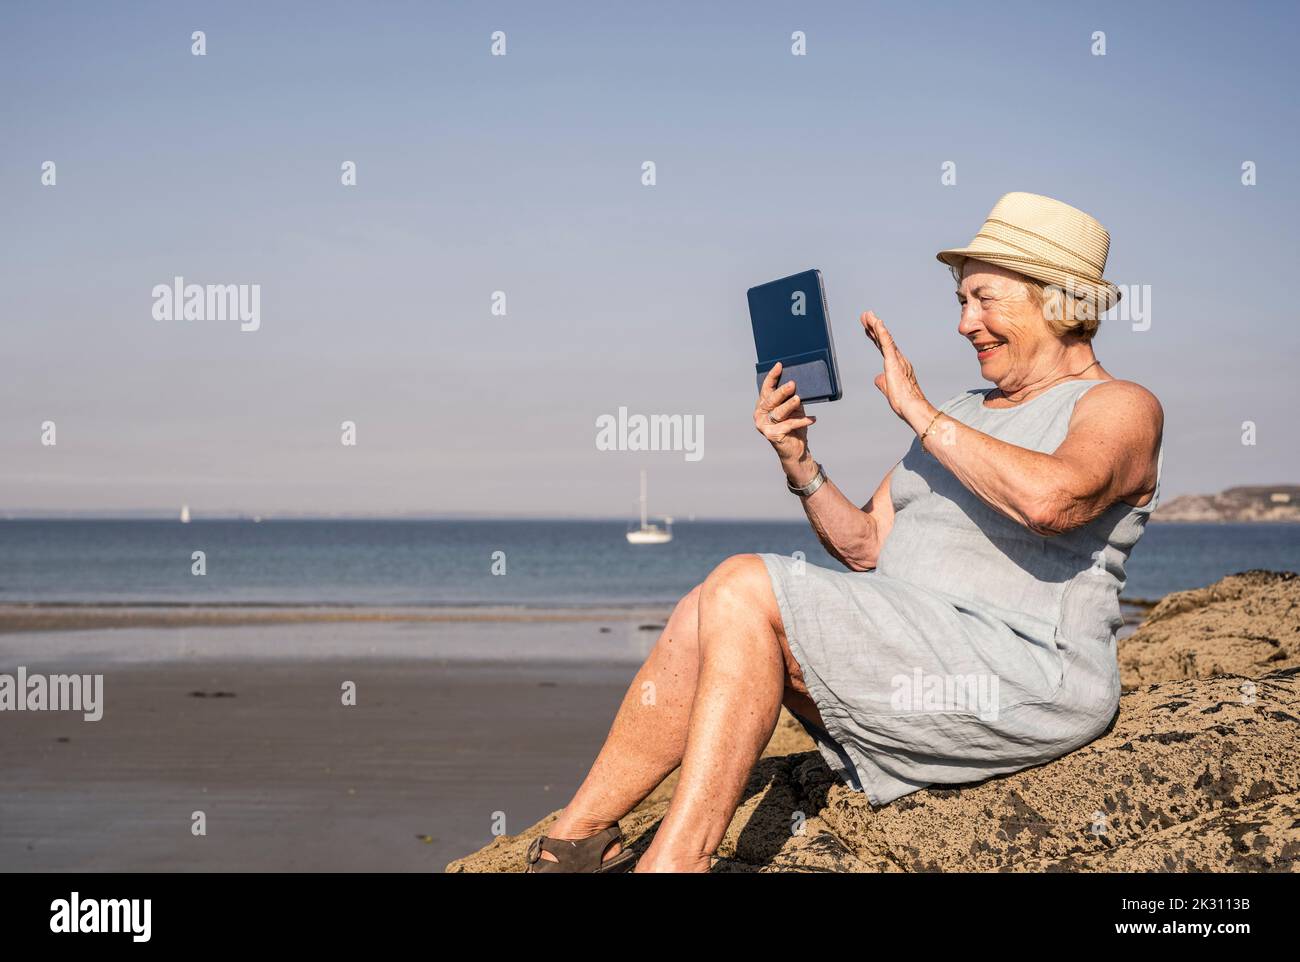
top-left (0, 519), bottom-right (1295, 608)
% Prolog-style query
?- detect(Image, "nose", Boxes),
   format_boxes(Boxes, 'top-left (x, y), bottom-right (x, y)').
top-left (957, 301), bottom-right (980, 338)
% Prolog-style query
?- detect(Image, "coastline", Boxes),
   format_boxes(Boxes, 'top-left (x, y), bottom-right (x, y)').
top-left (0, 599), bottom-right (1148, 638)
top-left (0, 603), bottom-right (676, 638)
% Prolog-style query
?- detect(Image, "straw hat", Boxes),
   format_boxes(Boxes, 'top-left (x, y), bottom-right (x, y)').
top-left (936, 192), bottom-right (1121, 310)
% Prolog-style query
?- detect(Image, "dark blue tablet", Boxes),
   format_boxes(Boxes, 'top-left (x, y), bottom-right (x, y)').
top-left (748, 269), bottom-right (843, 403)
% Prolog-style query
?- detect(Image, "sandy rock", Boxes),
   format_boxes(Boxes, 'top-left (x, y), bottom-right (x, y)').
top-left (1014, 792), bottom-right (1300, 872)
top-left (1120, 570), bottom-right (1299, 688)
top-left (447, 571), bottom-right (1300, 873)
top-left (806, 670), bottom-right (1300, 872)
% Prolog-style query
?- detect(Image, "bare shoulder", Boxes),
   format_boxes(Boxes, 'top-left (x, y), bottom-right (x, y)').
top-left (1072, 379), bottom-right (1164, 435)
top-left (1062, 378), bottom-right (1163, 507)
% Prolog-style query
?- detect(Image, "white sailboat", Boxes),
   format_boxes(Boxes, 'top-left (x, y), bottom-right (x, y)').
top-left (180, 504), bottom-right (191, 524)
top-left (626, 469), bottom-right (672, 544)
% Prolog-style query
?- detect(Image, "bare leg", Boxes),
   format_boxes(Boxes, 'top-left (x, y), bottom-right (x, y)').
top-left (540, 585), bottom-right (704, 863)
top-left (635, 554), bottom-right (793, 873)
top-left (543, 556), bottom-right (825, 868)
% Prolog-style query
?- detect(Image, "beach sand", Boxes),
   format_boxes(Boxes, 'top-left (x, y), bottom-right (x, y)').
top-left (0, 592), bottom-right (1169, 873)
top-left (0, 610), bottom-right (661, 872)
top-left (0, 603), bottom-right (673, 635)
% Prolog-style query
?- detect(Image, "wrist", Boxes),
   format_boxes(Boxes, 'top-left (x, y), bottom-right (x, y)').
top-left (786, 461), bottom-right (827, 498)
top-left (904, 399), bottom-right (939, 436)
top-left (781, 451), bottom-right (818, 487)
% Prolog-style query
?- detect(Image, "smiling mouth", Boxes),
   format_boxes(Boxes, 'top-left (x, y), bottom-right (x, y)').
top-left (973, 340), bottom-right (1006, 359)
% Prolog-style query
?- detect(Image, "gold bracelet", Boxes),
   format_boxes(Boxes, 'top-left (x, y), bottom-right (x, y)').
top-left (919, 410), bottom-right (946, 453)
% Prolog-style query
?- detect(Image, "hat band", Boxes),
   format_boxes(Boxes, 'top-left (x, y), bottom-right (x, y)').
top-left (969, 233), bottom-right (1104, 284)
top-left (953, 248), bottom-right (1118, 301)
top-left (979, 217), bottom-right (1108, 278)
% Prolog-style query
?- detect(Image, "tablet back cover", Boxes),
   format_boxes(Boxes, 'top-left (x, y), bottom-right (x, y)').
top-left (747, 269), bottom-right (842, 402)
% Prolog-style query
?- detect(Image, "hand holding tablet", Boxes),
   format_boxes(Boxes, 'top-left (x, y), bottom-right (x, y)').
top-left (753, 360), bottom-right (818, 466)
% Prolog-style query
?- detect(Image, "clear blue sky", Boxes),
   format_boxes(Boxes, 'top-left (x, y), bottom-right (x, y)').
top-left (2, 0), bottom-right (1297, 518)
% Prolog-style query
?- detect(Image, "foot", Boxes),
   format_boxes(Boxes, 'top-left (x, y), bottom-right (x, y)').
top-left (534, 814), bottom-right (624, 867)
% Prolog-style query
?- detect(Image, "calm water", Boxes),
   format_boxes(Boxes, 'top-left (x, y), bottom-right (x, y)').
top-left (0, 520), bottom-right (1295, 606)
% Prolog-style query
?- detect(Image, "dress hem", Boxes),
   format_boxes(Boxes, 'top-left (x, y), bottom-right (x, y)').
top-left (758, 552), bottom-right (933, 808)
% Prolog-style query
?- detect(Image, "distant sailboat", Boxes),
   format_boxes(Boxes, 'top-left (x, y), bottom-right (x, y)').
top-left (626, 470), bottom-right (672, 544)
top-left (180, 504), bottom-right (191, 524)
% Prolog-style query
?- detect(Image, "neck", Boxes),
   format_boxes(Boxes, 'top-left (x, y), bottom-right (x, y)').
top-left (996, 344), bottom-right (1101, 401)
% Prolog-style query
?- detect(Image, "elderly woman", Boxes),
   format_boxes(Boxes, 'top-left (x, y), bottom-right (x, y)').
top-left (526, 192), bottom-right (1164, 873)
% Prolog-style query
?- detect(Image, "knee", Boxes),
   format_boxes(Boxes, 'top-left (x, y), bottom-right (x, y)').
top-left (701, 554), bottom-right (778, 624)
top-left (676, 582), bottom-right (704, 617)
top-left (649, 583), bottom-right (703, 659)
top-left (666, 582), bottom-right (703, 642)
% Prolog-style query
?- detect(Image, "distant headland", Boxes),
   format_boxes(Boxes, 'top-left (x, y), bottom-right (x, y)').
top-left (1152, 485), bottom-right (1300, 522)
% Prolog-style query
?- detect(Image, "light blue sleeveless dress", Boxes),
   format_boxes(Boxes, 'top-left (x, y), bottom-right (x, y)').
top-left (759, 379), bottom-right (1164, 807)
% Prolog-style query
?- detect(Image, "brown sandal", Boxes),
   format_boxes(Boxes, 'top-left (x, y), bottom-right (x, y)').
top-left (524, 825), bottom-right (638, 873)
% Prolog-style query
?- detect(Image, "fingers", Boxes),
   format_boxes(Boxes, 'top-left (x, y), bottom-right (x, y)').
top-left (877, 321), bottom-right (900, 354)
top-left (754, 376), bottom-right (807, 436)
top-left (876, 318), bottom-right (905, 361)
top-left (761, 362), bottom-right (783, 393)
top-left (754, 362), bottom-right (819, 441)
top-left (865, 311), bottom-right (895, 345)
top-left (769, 391), bottom-right (805, 422)
top-left (756, 394), bottom-right (816, 437)
top-left (774, 416), bottom-right (816, 434)
top-left (860, 310), bottom-right (885, 353)
top-left (878, 323), bottom-right (911, 374)
top-left (861, 310), bottom-right (909, 367)
top-left (756, 376), bottom-right (796, 414)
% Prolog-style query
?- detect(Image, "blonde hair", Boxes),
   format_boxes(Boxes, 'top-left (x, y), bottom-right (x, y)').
top-left (1020, 275), bottom-right (1101, 341)
top-left (949, 262), bottom-right (1101, 341)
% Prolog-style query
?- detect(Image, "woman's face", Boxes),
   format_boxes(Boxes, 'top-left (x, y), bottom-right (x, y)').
top-left (955, 260), bottom-right (1052, 386)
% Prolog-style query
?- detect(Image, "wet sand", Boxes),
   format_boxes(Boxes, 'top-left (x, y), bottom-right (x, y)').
top-left (0, 606), bottom-right (670, 872)
top-left (0, 597), bottom-right (1148, 872)
top-left (0, 603), bottom-right (672, 635)
top-left (0, 655), bottom-right (637, 872)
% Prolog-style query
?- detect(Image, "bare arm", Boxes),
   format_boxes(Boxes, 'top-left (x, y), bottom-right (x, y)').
top-left (782, 452), bottom-right (896, 570)
top-left (908, 380), bottom-right (1163, 536)
top-left (754, 363), bottom-right (898, 571)
top-left (861, 312), bottom-right (1164, 537)
top-left (839, 310), bottom-right (1164, 542)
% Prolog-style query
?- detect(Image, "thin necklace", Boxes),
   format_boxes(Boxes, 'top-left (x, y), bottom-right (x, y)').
top-left (1000, 359), bottom-right (1101, 403)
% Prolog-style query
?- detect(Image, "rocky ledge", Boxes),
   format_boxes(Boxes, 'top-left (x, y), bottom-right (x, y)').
top-left (448, 570), bottom-right (1300, 872)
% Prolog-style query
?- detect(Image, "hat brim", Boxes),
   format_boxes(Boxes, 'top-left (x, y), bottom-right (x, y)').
top-left (937, 247), bottom-right (1121, 310)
